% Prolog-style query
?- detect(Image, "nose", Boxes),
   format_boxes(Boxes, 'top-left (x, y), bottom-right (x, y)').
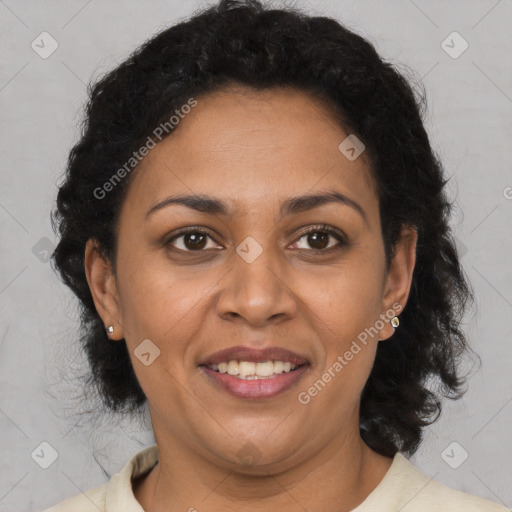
top-left (216, 242), bottom-right (297, 327)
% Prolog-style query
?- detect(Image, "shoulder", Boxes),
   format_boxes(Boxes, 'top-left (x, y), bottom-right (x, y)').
top-left (407, 478), bottom-right (510, 511)
top-left (41, 483), bottom-right (107, 512)
top-left (392, 453), bottom-right (510, 512)
top-left (41, 444), bottom-right (158, 512)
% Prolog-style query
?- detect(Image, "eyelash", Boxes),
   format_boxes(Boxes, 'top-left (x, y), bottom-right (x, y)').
top-left (164, 224), bottom-right (348, 255)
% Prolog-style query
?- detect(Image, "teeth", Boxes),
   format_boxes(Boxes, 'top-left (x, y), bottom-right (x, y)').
top-left (255, 361), bottom-right (274, 377)
top-left (227, 361), bottom-right (239, 376)
top-left (239, 361), bottom-right (256, 377)
top-left (273, 361), bottom-right (284, 373)
top-left (207, 360), bottom-right (299, 379)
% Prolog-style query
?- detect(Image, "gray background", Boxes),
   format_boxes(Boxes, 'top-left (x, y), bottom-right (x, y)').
top-left (0, 0), bottom-right (511, 510)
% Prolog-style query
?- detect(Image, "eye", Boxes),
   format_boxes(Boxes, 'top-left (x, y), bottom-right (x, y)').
top-left (165, 227), bottom-right (221, 252)
top-left (164, 224), bottom-right (348, 254)
top-left (291, 224), bottom-right (347, 252)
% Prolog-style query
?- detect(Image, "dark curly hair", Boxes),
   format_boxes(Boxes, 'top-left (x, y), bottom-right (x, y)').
top-left (51, 0), bottom-right (474, 457)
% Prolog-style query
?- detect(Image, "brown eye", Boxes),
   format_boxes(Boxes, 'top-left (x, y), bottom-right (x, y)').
top-left (165, 228), bottom-right (220, 252)
top-left (165, 225), bottom-right (347, 255)
top-left (292, 225), bottom-right (347, 252)
top-left (306, 231), bottom-right (330, 250)
top-left (181, 232), bottom-right (208, 250)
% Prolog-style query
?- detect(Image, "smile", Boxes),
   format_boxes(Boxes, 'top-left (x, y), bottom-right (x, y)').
top-left (200, 361), bottom-right (310, 399)
top-left (207, 359), bottom-right (298, 379)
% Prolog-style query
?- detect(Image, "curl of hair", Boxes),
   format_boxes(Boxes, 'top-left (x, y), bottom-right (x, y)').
top-left (51, 0), bottom-right (474, 456)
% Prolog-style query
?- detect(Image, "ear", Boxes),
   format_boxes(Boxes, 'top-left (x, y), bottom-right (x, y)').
top-left (378, 225), bottom-right (417, 341)
top-left (84, 238), bottom-right (124, 340)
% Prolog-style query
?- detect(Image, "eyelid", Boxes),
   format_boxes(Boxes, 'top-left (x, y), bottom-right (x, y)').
top-left (294, 224), bottom-right (348, 244)
top-left (164, 224), bottom-right (348, 252)
top-left (163, 226), bottom-right (222, 248)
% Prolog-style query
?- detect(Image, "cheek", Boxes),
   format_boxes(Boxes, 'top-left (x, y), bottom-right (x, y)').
top-left (115, 256), bottom-right (218, 405)
top-left (115, 249), bottom-right (216, 353)
top-left (296, 254), bottom-right (383, 404)
top-left (304, 252), bottom-right (384, 346)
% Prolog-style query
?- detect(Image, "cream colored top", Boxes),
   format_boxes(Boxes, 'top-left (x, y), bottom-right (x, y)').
top-left (43, 444), bottom-right (509, 511)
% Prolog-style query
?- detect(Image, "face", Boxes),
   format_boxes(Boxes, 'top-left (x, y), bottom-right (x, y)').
top-left (85, 85), bottom-right (416, 473)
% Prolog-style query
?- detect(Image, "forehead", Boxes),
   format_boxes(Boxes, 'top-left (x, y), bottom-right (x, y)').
top-left (121, 85), bottom-right (378, 221)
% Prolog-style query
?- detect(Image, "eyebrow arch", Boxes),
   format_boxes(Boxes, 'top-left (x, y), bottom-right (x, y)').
top-left (145, 191), bottom-right (368, 226)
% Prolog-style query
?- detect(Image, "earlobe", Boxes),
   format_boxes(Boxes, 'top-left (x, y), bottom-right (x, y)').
top-left (84, 238), bottom-right (124, 340)
top-left (378, 226), bottom-right (417, 341)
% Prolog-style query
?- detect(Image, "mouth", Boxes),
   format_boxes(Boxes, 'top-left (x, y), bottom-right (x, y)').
top-left (199, 363), bottom-right (310, 399)
top-left (204, 359), bottom-right (303, 379)
top-left (198, 345), bottom-right (311, 399)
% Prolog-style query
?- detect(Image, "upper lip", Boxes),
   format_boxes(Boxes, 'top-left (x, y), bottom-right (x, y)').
top-left (199, 345), bottom-right (310, 366)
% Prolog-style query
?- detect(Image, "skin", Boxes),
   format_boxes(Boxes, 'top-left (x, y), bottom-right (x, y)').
top-left (85, 85), bottom-right (417, 512)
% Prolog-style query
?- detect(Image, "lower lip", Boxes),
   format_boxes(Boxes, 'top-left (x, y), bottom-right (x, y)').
top-left (199, 365), bottom-right (309, 399)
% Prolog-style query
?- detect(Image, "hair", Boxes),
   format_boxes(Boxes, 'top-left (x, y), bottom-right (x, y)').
top-left (51, 0), bottom-right (474, 457)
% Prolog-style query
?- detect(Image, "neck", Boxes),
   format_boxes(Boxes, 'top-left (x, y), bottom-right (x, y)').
top-left (133, 425), bottom-right (393, 512)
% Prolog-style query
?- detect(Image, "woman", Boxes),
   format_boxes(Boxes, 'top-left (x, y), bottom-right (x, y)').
top-left (44, 0), bottom-right (509, 510)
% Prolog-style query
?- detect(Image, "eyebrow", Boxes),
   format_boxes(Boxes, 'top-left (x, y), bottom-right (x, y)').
top-left (145, 191), bottom-right (368, 225)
